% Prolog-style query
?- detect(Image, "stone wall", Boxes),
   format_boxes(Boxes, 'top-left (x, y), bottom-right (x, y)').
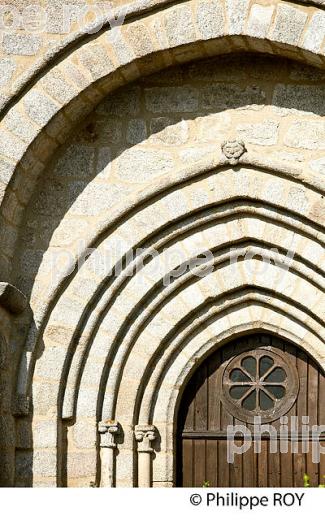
top-left (0, 0), bottom-right (324, 487)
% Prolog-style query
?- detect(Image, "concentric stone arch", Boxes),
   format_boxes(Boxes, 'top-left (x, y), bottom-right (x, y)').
top-left (0, 0), bottom-right (324, 488)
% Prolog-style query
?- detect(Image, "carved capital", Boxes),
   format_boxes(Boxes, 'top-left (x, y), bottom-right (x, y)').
top-left (98, 420), bottom-right (120, 449)
top-left (221, 140), bottom-right (246, 165)
top-left (134, 425), bottom-right (156, 453)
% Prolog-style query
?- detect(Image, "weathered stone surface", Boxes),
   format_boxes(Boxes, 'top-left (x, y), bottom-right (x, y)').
top-left (273, 85), bottom-right (325, 116)
top-left (303, 12), bottom-right (325, 53)
top-left (67, 452), bottom-right (96, 478)
top-left (164, 5), bottom-right (196, 47)
top-left (126, 119), bottom-right (147, 145)
top-left (116, 149), bottom-right (174, 182)
top-left (145, 86), bottom-right (199, 113)
top-left (309, 157), bottom-right (325, 174)
top-left (33, 450), bottom-right (57, 477)
top-left (3, 34), bottom-right (42, 56)
top-left (226, 0), bottom-right (250, 34)
top-left (33, 420), bottom-right (57, 449)
top-left (1, 18), bottom-right (325, 489)
top-left (78, 44), bottom-right (114, 80)
top-left (149, 118), bottom-right (189, 145)
top-left (0, 129), bottom-right (27, 161)
top-left (124, 23), bottom-right (155, 57)
top-left (284, 121), bottom-right (325, 150)
top-left (196, 0), bottom-right (225, 40)
top-left (201, 84), bottom-right (265, 110)
top-left (0, 159), bottom-right (14, 185)
top-left (70, 182), bottom-right (131, 215)
top-left (97, 85), bottom-right (141, 116)
top-left (247, 5), bottom-right (274, 38)
top-left (23, 90), bottom-right (59, 126)
top-left (237, 120), bottom-right (279, 146)
top-left (53, 145), bottom-right (95, 180)
top-left (41, 69), bottom-right (79, 105)
top-left (0, 58), bottom-right (16, 88)
top-left (271, 5), bottom-right (308, 45)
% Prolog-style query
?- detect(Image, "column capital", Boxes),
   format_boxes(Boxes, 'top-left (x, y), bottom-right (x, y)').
top-left (134, 425), bottom-right (156, 453)
top-left (98, 420), bottom-right (120, 449)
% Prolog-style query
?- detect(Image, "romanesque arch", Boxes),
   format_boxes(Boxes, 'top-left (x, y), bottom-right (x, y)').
top-left (0, 0), bottom-right (324, 487)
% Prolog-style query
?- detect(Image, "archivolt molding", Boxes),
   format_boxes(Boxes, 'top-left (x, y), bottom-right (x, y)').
top-left (14, 159), bottom-right (322, 484)
top-left (68, 235), bottom-right (324, 418)
top-left (109, 302), bottom-right (325, 485)
top-left (113, 268), bottom-right (324, 422)
top-left (18, 162), bottom-right (324, 404)
top-left (1, 0), bottom-right (325, 117)
top-left (143, 295), bottom-right (323, 423)
top-left (151, 316), bottom-right (322, 484)
top-left (1, 0), bottom-right (325, 280)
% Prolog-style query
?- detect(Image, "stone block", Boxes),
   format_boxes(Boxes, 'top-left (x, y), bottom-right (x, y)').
top-left (70, 181), bottom-right (130, 216)
top-left (3, 33), bottom-right (42, 56)
top-left (145, 86), bottom-right (199, 113)
top-left (149, 118), bottom-right (189, 145)
top-left (4, 107), bottom-right (39, 143)
top-left (53, 144), bottom-right (95, 180)
top-left (67, 451), bottom-right (96, 478)
top-left (15, 450), bottom-right (33, 481)
top-left (164, 5), bottom-right (196, 47)
top-left (126, 119), bottom-right (147, 145)
top-left (32, 382), bottom-right (57, 415)
top-left (284, 121), bottom-right (325, 150)
top-left (33, 420), bottom-right (57, 449)
top-left (97, 85), bottom-right (141, 116)
top-left (78, 43), bottom-right (114, 81)
top-left (73, 421), bottom-right (96, 449)
top-left (116, 148), bottom-right (174, 182)
top-left (226, 0), bottom-right (250, 34)
top-left (33, 450), bottom-right (57, 477)
top-left (41, 69), bottom-right (79, 105)
top-left (247, 5), bottom-right (274, 38)
top-left (303, 12), bottom-right (325, 53)
top-left (237, 120), bottom-right (279, 146)
top-left (309, 157), bottom-right (325, 174)
top-left (124, 22), bottom-right (155, 57)
top-left (201, 84), bottom-right (265, 110)
top-left (0, 129), bottom-right (27, 162)
top-left (23, 90), bottom-right (59, 126)
top-left (16, 419), bottom-right (33, 449)
top-left (273, 84), bottom-right (325, 116)
top-left (0, 58), bottom-right (16, 87)
top-left (196, 0), bottom-right (225, 40)
top-left (0, 158), bottom-right (14, 186)
top-left (271, 5), bottom-right (308, 46)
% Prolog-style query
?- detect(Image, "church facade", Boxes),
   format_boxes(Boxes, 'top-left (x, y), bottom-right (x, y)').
top-left (0, 0), bottom-right (324, 487)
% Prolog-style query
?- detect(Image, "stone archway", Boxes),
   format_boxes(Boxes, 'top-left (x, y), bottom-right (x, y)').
top-left (0, 2), bottom-right (324, 488)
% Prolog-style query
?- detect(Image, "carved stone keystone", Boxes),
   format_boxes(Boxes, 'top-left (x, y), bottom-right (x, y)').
top-left (221, 139), bottom-right (246, 165)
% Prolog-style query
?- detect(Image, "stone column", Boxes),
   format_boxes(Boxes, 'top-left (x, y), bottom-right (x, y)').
top-left (134, 425), bottom-right (156, 488)
top-left (98, 420), bottom-right (120, 487)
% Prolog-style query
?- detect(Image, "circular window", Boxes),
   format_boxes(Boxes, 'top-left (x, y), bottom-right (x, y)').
top-left (220, 347), bottom-right (299, 423)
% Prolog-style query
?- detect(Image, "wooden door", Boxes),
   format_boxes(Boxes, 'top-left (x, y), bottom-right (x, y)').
top-left (177, 334), bottom-right (325, 487)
